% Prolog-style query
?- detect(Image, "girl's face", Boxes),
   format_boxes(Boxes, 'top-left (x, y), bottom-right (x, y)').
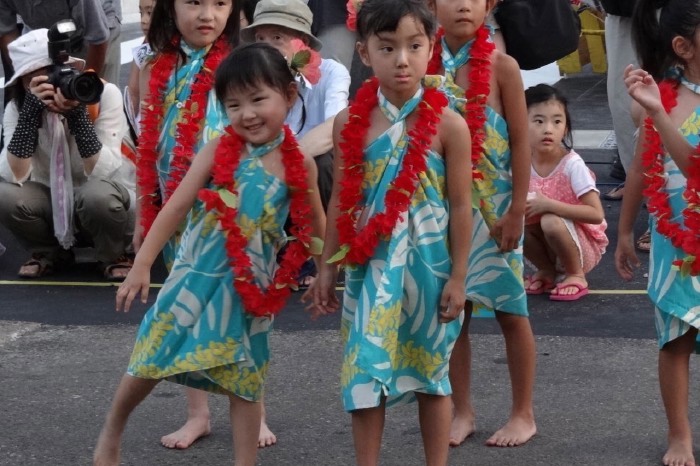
top-left (139, 0), bottom-right (155, 36)
top-left (253, 25), bottom-right (307, 62)
top-left (434, 0), bottom-right (493, 41)
top-left (528, 99), bottom-right (568, 155)
top-left (358, 15), bottom-right (433, 102)
top-left (174, 0), bottom-right (233, 49)
top-left (224, 82), bottom-right (296, 146)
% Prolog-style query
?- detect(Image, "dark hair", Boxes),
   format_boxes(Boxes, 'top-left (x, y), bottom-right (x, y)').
top-left (633, 0), bottom-right (700, 79)
top-left (525, 84), bottom-right (574, 150)
top-left (356, 0), bottom-right (436, 41)
top-left (148, 0), bottom-right (241, 56)
top-left (241, 0), bottom-right (260, 26)
top-left (215, 42), bottom-right (295, 103)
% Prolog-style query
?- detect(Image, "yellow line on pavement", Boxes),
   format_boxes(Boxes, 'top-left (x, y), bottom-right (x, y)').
top-left (0, 280), bottom-right (164, 288)
top-left (0, 280), bottom-right (646, 295)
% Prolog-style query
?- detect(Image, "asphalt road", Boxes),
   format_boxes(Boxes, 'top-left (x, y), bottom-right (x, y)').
top-left (0, 22), bottom-right (686, 466)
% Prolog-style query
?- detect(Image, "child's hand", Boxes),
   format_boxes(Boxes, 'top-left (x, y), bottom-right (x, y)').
top-left (624, 65), bottom-right (663, 117)
top-left (115, 263), bottom-right (151, 312)
top-left (492, 209), bottom-right (524, 252)
top-left (302, 266), bottom-right (340, 320)
top-left (525, 192), bottom-right (551, 220)
top-left (615, 234), bottom-right (641, 281)
top-left (439, 277), bottom-right (466, 323)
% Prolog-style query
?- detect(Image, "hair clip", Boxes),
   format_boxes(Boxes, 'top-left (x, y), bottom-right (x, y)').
top-left (289, 39), bottom-right (321, 85)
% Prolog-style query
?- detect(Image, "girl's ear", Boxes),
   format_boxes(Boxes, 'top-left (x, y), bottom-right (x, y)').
top-left (672, 35), bottom-right (694, 63)
top-left (485, 0), bottom-right (498, 15)
top-left (357, 40), bottom-right (371, 67)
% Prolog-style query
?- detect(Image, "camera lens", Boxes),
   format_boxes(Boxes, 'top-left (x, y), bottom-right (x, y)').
top-left (60, 70), bottom-right (104, 104)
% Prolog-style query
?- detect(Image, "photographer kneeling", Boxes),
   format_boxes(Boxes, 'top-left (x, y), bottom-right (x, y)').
top-left (0, 26), bottom-right (135, 280)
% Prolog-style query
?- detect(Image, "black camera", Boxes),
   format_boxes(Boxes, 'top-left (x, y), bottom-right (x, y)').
top-left (46, 20), bottom-right (103, 104)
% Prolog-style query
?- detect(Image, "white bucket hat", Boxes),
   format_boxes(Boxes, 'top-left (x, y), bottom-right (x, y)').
top-left (4, 28), bottom-right (84, 88)
top-left (241, 0), bottom-right (322, 51)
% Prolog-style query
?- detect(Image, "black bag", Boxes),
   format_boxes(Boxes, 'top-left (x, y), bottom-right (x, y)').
top-left (598, 0), bottom-right (637, 17)
top-left (494, 0), bottom-right (582, 70)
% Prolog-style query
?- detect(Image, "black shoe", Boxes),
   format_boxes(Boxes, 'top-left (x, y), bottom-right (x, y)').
top-left (609, 154), bottom-right (626, 181)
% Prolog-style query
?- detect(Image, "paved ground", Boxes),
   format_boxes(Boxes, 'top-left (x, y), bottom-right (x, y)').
top-left (0, 20), bottom-right (693, 466)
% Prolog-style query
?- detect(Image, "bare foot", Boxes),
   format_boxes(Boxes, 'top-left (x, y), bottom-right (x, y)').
top-left (663, 437), bottom-right (696, 466)
top-left (485, 416), bottom-right (536, 447)
top-left (258, 419), bottom-right (277, 448)
top-left (449, 414), bottom-right (476, 447)
top-left (93, 427), bottom-right (120, 466)
top-left (160, 416), bottom-right (211, 449)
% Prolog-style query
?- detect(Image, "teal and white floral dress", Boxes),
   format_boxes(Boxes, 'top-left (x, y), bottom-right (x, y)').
top-left (151, 40), bottom-right (229, 267)
top-left (128, 135), bottom-right (289, 400)
top-left (430, 34), bottom-right (528, 317)
top-left (649, 105), bottom-right (700, 352)
top-left (341, 86), bottom-right (462, 411)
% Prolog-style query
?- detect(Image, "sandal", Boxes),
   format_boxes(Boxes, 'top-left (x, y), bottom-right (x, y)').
top-left (18, 254), bottom-right (54, 278)
top-left (603, 182), bottom-right (625, 201)
top-left (102, 256), bottom-right (134, 281)
top-left (524, 275), bottom-right (555, 295)
top-left (636, 229), bottom-right (651, 253)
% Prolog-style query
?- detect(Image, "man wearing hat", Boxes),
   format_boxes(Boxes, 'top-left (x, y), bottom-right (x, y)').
top-left (0, 28), bottom-right (135, 280)
top-left (241, 0), bottom-right (350, 213)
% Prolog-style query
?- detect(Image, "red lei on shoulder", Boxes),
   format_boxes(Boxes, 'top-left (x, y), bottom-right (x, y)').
top-left (641, 79), bottom-right (700, 276)
top-left (198, 126), bottom-right (313, 317)
top-left (428, 25), bottom-right (494, 181)
top-left (335, 77), bottom-right (448, 267)
top-left (138, 36), bottom-right (229, 236)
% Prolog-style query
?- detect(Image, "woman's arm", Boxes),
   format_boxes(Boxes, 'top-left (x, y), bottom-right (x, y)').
top-left (615, 122), bottom-right (647, 280)
top-left (308, 109), bottom-right (348, 316)
top-left (442, 108), bottom-right (472, 282)
top-left (625, 65), bottom-right (693, 175)
top-left (116, 137), bottom-right (218, 312)
top-left (302, 152), bottom-right (327, 264)
top-left (439, 108), bottom-right (472, 323)
top-left (493, 52), bottom-right (530, 251)
top-left (526, 191), bottom-right (604, 224)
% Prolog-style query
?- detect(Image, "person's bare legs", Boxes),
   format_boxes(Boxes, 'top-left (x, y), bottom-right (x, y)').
top-left (416, 393), bottom-right (452, 466)
top-left (659, 329), bottom-right (697, 466)
top-left (258, 395), bottom-right (277, 448)
top-left (351, 398), bottom-right (386, 466)
top-left (94, 374), bottom-right (160, 466)
top-left (161, 387), bottom-right (211, 449)
top-left (537, 214), bottom-right (588, 297)
top-left (523, 226), bottom-right (558, 292)
top-left (229, 394), bottom-right (262, 466)
top-left (448, 303), bottom-right (476, 446)
top-left (486, 312), bottom-right (537, 447)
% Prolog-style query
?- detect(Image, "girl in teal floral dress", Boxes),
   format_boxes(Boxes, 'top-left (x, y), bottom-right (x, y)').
top-left (617, 1), bottom-right (700, 465)
top-left (310, 0), bottom-right (472, 464)
top-left (93, 43), bottom-right (326, 466)
top-left (428, 0), bottom-right (536, 449)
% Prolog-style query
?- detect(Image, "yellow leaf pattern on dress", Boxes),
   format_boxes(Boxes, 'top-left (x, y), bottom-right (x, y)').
top-left (681, 113), bottom-right (700, 137)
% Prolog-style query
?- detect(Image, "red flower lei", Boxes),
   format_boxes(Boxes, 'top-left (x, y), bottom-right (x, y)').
top-left (198, 126), bottom-right (313, 317)
top-left (138, 36), bottom-right (229, 236)
top-left (427, 25), bottom-right (494, 181)
top-left (335, 77), bottom-right (448, 266)
top-left (641, 79), bottom-right (700, 276)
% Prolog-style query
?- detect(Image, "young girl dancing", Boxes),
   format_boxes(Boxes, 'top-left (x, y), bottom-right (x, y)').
top-left (133, 0), bottom-right (242, 450)
top-left (524, 84), bottom-right (608, 301)
top-left (310, 0), bottom-right (473, 464)
top-left (427, 0), bottom-right (535, 447)
top-left (93, 43), bottom-right (326, 466)
top-left (616, 1), bottom-right (700, 465)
